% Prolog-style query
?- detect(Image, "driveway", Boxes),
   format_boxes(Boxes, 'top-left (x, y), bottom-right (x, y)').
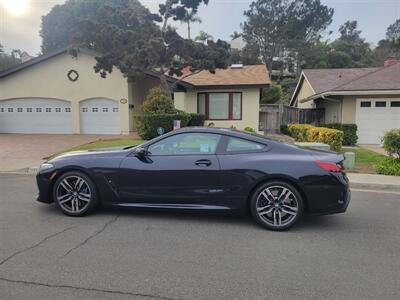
top-left (0, 174), bottom-right (399, 299)
top-left (0, 134), bottom-right (130, 172)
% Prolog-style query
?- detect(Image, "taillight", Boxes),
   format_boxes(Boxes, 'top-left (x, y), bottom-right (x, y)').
top-left (315, 160), bottom-right (344, 172)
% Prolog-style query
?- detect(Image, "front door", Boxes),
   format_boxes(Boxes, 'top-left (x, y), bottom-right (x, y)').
top-left (119, 133), bottom-right (223, 207)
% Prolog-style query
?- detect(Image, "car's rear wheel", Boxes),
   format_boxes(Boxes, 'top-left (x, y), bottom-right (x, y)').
top-left (53, 171), bottom-right (98, 216)
top-left (250, 181), bottom-right (303, 231)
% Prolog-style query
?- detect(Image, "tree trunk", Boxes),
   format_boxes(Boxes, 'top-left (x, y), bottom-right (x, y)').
top-left (188, 22), bottom-right (191, 39)
top-left (159, 73), bottom-right (173, 98)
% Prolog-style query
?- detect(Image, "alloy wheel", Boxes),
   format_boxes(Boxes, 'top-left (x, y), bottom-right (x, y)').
top-left (256, 185), bottom-right (299, 228)
top-left (56, 175), bottom-right (92, 214)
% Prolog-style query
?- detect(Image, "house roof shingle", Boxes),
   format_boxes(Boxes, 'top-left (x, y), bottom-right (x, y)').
top-left (181, 65), bottom-right (270, 87)
top-left (302, 62), bottom-right (400, 94)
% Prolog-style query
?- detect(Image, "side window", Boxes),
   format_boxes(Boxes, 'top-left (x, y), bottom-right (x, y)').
top-left (226, 137), bottom-right (265, 153)
top-left (148, 133), bottom-right (221, 156)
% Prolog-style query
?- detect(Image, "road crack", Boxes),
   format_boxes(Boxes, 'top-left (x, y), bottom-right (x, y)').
top-left (0, 277), bottom-right (182, 300)
top-left (0, 226), bottom-right (73, 267)
top-left (61, 215), bottom-right (119, 258)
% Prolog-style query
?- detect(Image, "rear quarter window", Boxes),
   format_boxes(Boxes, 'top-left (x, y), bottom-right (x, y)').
top-left (226, 137), bottom-right (265, 153)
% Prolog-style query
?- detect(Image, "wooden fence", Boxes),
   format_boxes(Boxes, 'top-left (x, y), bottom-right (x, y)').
top-left (259, 104), bottom-right (325, 133)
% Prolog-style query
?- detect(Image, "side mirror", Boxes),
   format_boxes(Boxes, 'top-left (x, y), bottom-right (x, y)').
top-left (134, 147), bottom-right (148, 158)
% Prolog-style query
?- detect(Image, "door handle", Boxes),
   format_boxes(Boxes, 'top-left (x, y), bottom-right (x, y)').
top-left (195, 159), bottom-right (212, 167)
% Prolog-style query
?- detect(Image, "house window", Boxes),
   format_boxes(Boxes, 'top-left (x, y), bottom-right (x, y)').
top-left (360, 101), bottom-right (371, 107)
top-left (113, 107), bottom-right (119, 113)
top-left (27, 108), bottom-right (33, 112)
top-left (46, 108), bottom-right (51, 112)
top-left (102, 108), bottom-right (108, 113)
top-left (36, 108), bottom-right (42, 112)
top-left (92, 108), bottom-right (98, 112)
top-left (197, 92), bottom-right (242, 120)
top-left (375, 101), bottom-right (386, 107)
top-left (55, 108), bottom-right (61, 112)
top-left (65, 108), bottom-right (71, 112)
top-left (390, 101), bottom-right (400, 107)
top-left (8, 108), bottom-right (13, 112)
top-left (0, 108), bottom-right (4, 113)
top-left (17, 108), bottom-right (23, 112)
top-left (82, 108), bottom-right (88, 113)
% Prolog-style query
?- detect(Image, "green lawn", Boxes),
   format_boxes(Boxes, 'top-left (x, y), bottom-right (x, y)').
top-left (342, 147), bottom-right (386, 174)
top-left (45, 138), bottom-right (145, 159)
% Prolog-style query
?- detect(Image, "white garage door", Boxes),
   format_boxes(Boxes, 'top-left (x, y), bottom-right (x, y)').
top-left (356, 99), bottom-right (400, 144)
top-left (80, 98), bottom-right (120, 134)
top-left (0, 98), bottom-right (72, 134)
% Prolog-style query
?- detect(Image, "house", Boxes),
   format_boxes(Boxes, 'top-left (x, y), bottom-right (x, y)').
top-left (290, 60), bottom-right (400, 144)
top-left (0, 47), bottom-right (270, 135)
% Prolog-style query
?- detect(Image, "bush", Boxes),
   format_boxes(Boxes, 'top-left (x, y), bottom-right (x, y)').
top-left (382, 129), bottom-right (400, 158)
top-left (134, 112), bottom-right (191, 140)
top-left (141, 86), bottom-right (175, 114)
top-left (244, 127), bottom-right (256, 133)
top-left (287, 124), bottom-right (314, 142)
top-left (374, 157), bottom-right (400, 176)
top-left (187, 113), bottom-right (206, 126)
top-left (322, 123), bottom-right (358, 146)
top-left (280, 124), bottom-right (289, 135)
top-left (287, 123), bottom-right (344, 151)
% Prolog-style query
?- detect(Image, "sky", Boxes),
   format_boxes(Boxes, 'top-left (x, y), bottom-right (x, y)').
top-left (0, 0), bottom-right (399, 55)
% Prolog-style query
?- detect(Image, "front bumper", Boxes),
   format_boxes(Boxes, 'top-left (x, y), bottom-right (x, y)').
top-left (36, 172), bottom-right (54, 204)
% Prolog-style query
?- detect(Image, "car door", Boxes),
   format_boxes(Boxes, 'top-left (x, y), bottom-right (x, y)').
top-left (216, 135), bottom-right (269, 208)
top-left (118, 132), bottom-right (223, 206)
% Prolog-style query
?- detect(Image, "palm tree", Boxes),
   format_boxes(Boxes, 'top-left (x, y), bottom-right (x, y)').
top-left (195, 31), bottom-right (214, 44)
top-left (181, 10), bottom-right (202, 39)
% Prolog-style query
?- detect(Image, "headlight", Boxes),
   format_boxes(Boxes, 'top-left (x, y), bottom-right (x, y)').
top-left (39, 163), bottom-right (54, 172)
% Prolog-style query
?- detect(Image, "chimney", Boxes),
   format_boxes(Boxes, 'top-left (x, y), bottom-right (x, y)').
top-left (384, 59), bottom-right (398, 67)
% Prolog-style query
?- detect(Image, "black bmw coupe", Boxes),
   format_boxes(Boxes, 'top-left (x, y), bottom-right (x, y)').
top-left (36, 127), bottom-right (350, 230)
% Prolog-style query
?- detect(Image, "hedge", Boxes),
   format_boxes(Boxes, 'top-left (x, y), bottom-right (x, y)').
top-left (134, 113), bottom-right (191, 140)
top-left (187, 113), bottom-right (206, 127)
top-left (287, 124), bottom-right (344, 152)
top-left (321, 123), bottom-right (358, 146)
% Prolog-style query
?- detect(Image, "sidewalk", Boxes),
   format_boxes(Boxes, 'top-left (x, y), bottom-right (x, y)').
top-left (347, 173), bottom-right (400, 191)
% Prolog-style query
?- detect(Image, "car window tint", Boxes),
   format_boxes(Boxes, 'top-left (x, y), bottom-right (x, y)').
top-left (226, 137), bottom-right (265, 152)
top-left (148, 133), bottom-right (221, 156)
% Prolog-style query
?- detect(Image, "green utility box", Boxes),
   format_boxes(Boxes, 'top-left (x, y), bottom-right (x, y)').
top-left (343, 152), bottom-right (355, 169)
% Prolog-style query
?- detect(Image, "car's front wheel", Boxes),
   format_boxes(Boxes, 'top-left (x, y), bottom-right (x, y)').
top-left (250, 181), bottom-right (303, 231)
top-left (53, 171), bottom-right (98, 216)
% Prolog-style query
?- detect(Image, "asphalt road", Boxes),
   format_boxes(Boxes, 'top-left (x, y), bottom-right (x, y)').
top-left (0, 174), bottom-right (399, 300)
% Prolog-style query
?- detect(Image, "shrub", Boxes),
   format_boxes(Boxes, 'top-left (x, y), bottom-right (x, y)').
top-left (244, 127), bottom-right (256, 133)
top-left (322, 123), bottom-right (358, 146)
top-left (280, 124), bottom-right (289, 135)
top-left (374, 157), bottom-right (400, 176)
top-left (382, 129), bottom-right (400, 158)
top-left (187, 113), bottom-right (206, 126)
top-left (287, 124), bottom-right (314, 142)
top-left (287, 123), bottom-right (344, 151)
top-left (141, 86), bottom-right (175, 114)
top-left (134, 112), bottom-right (191, 140)
top-left (306, 127), bottom-right (344, 152)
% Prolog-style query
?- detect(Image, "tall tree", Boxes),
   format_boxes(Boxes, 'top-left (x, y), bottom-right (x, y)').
top-left (180, 10), bottom-right (201, 39)
top-left (0, 44), bottom-right (21, 71)
top-left (285, 0), bottom-right (334, 75)
top-left (242, 0), bottom-right (287, 78)
top-left (230, 31), bottom-right (242, 40)
top-left (40, 0), bottom-right (230, 96)
top-left (386, 19), bottom-right (400, 41)
top-left (242, 0), bottom-right (333, 78)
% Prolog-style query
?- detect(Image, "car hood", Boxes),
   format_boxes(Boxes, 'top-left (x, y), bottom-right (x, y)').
top-left (49, 147), bottom-right (132, 161)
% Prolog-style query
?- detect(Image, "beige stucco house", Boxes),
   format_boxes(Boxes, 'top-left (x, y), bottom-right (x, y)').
top-left (290, 60), bottom-right (400, 144)
top-left (0, 47), bottom-right (269, 135)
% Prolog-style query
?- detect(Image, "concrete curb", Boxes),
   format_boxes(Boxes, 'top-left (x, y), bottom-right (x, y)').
top-left (349, 182), bottom-right (400, 192)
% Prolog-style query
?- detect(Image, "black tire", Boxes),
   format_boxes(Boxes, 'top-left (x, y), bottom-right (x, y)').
top-left (250, 181), bottom-right (303, 231)
top-left (53, 171), bottom-right (98, 217)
